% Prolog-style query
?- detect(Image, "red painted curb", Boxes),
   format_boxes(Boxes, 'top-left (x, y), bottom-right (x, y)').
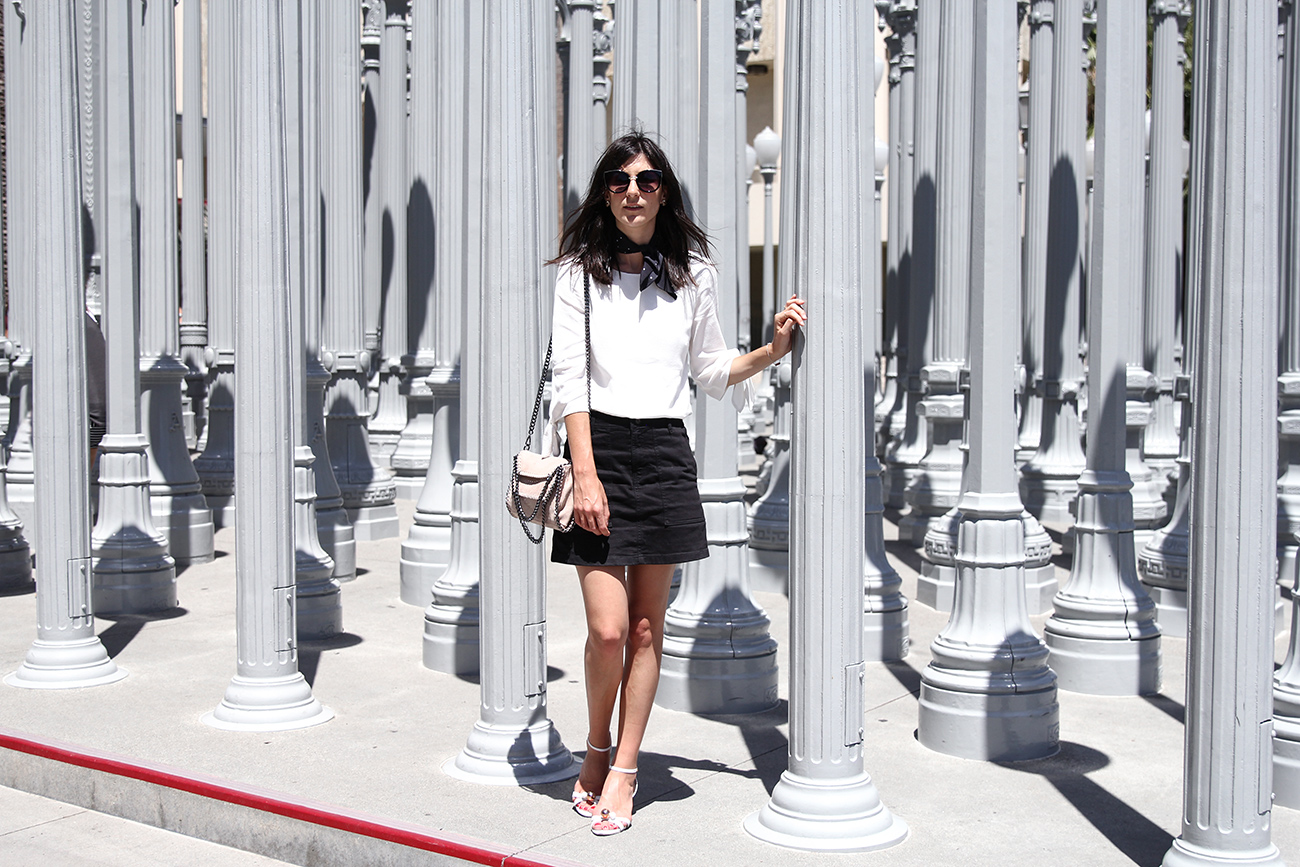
top-left (0, 726), bottom-right (588, 867)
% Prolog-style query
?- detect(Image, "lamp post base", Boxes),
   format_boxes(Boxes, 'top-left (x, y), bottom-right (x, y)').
top-left (744, 771), bottom-right (908, 853)
top-left (202, 673), bottom-right (333, 732)
top-left (445, 720), bottom-right (576, 786)
top-left (6, 637), bottom-right (127, 690)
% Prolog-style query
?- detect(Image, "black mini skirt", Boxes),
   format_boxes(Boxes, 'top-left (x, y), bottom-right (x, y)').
top-left (551, 411), bottom-right (709, 567)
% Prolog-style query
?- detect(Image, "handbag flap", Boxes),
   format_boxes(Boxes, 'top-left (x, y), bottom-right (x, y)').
top-left (514, 450), bottom-right (569, 483)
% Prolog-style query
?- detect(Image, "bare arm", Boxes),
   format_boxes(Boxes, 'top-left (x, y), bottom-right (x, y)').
top-left (564, 412), bottom-right (610, 536)
top-left (728, 295), bottom-right (807, 386)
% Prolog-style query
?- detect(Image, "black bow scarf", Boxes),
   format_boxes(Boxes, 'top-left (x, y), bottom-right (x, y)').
top-left (613, 234), bottom-right (676, 299)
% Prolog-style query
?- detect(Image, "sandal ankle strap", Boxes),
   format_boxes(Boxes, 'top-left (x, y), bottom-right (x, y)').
top-left (586, 739), bottom-right (612, 753)
top-left (610, 765), bottom-right (637, 775)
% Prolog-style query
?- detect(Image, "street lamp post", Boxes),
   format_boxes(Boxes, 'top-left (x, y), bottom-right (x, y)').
top-left (755, 126), bottom-right (780, 347)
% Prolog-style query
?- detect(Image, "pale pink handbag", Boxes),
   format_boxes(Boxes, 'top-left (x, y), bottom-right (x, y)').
top-left (507, 273), bottom-right (590, 544)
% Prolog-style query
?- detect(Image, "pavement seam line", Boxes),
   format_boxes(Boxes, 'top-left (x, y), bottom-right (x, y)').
top-left (0, 804), bottom-right (92, 837)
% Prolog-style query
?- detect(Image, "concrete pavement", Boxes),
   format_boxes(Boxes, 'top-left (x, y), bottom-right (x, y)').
top-left (0, 499), bottom-right (1295, 866)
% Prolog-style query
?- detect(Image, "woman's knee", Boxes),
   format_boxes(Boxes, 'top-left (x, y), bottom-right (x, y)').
top-left (626, 615), bottom-right (658, 652)
top-left (587, 620), bottom-right (629, 655)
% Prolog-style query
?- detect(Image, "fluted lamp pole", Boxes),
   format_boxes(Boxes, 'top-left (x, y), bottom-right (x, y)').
top-left (755, 126), bottom-right (780, 348)
top-left (91, 0), bottom-right (178, 616)
top-left (916, 0), bottom-right (1058, 762)
top-left (747, 125), bottom-right (787, 591)
top-left (745, 0), bottom-right (905, 850)
top-left (203, 0), bottom-right (331, 732)
top-left (6, 0), bottom-right (124, 690)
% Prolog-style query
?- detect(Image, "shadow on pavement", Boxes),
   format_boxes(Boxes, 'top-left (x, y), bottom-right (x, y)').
top-left (97, 608), bottom-right (190, 658)
top-left (298, 632), bottom-right (365, 687)
top-left (1004, 740), bottom-right (1173, 867)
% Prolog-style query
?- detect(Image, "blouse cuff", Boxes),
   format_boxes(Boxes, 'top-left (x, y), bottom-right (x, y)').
top-left (695, 348), bottom-right (741, 401)
top-left (730, 371), bottom-right (760, 413)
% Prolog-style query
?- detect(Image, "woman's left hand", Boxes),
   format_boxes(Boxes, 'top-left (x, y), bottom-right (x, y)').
top-left (770, 295), bottom-right (806, 361)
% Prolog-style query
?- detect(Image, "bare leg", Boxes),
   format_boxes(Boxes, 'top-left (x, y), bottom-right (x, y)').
top-left (599, 562), bottom-right (674, 823)
top-left (574, 565), bottom-right (629, 803)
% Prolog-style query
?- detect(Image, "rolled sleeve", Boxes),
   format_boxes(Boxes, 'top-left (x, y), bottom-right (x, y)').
top-left (550, 264), bottom-right (589, 419)
top-left (688, 265), bottom-right (742, 402)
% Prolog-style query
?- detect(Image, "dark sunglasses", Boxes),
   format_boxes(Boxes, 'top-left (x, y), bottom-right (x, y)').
top-left (604, 169), bottom-right (663, 194)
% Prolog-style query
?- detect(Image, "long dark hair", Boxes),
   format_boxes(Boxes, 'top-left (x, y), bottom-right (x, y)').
top-left (550, 130), bottom-right (711, 291)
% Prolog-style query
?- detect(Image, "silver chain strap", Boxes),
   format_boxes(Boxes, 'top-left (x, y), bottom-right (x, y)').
top-left (512, 273), bottom-right (591, 544)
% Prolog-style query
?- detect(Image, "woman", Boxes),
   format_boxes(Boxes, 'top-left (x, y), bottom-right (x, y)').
top-left (548, 131), bottom-right (804, 837)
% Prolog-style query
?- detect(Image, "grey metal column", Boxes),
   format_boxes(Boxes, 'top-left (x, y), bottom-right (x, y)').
top-left (392, 0), bottom-right (437, 502)
top-left (533, 5), bottom-right (559, 341)
top-left (563, 1), bottom-right (596, 214)
top-left (917, 0), bottom-right (1059, 761)
top-left (135, 0), bottom-right (215, 568)
top-left (283, 0), bottom-right (342, 641)
top-left (592, 7), bottom-right (613, 152)
top-left (876, 8), bottom-right (901, 455)
top-left (422, 0), bottom-right (484, 672)
top-left (320, 0), bottom-right (399, 543)
top-left (3, 0), bottom-right (34, 544)
top-left (194, 0), bottom-right (237, 529)
top-left (1142, 2), bottom-right (1191, 515)
top-left (1019, 0), bottom-right (1090, 525)
top-left (734, 4), bottom-right (761, 474)
top-left (735, 1), bottom-right (761, 355)
top-left (1274, 0), bottom-right (1300, 811)
top-left (447, 0), bottom-right (573, 785)
top-left (399, 0), bottom-right (455, 608)
top-left (0, 0), bottom-right (35, 590)
top-left (1280, 0), bottom-right (1300, 607)
top-left (390, 0), bottom-right (436, 509)
top-left (873, 56), bottom-right (887, 426)
top-left (744, 0), bottom-right (906, 850)
top-left (361, 1), bottom-right (383, 429)
top-left (756, 127), bottom-right (780, 347)
top-left (656, 0), bottom-right (778, 715)
top-left (91, 0), bottom-right (177, 617)
top-left (5, 0), bottom-right (125, 690)
top-left (180, 0), bottom-right (207, 453)
top-left (75, 0), bottom-right (103, 322)
top-left (297, 1), bottom-right (355, 587)
top-left (0, 105), bottom-right (28, 607)
top-left (1164, 1), bottom-right (1282, 862)
top-left (917, 0), bottom-right (1055, 614)
top-left (1139, 5), bottom-right (1196, 640)
top-left (370, 1), bottom-right (411, 472)
top-left (748, 127), bottom-right (789, 594)
top-left (1123, 67), bottom-right (1169, 554)
top-left (204, 0), bottom-right (332, 733)
top-left (877, 1), bottom-right (915, 454)
top-left (1043, 0), bottom-right (1160, 696)
top-left (901, 0), bottom-right (973, 548)
top-left (1, 0), bottom-right (34, 549)
top-left (884, 0), bottom-right (935, 509)
top-left (1017, 0), bottom-right (1054, 463)
top-left (859, 18), bottom-right (909, 663)
top-left (612, 0), bottom-right (698, 201)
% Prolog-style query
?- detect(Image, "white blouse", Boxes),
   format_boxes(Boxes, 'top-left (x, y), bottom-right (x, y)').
top-left (548, 257), bottom-right (755, 432)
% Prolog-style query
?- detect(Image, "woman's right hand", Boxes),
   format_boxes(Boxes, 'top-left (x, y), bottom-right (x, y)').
top-left (573, 466), bottom-right (611, 536)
